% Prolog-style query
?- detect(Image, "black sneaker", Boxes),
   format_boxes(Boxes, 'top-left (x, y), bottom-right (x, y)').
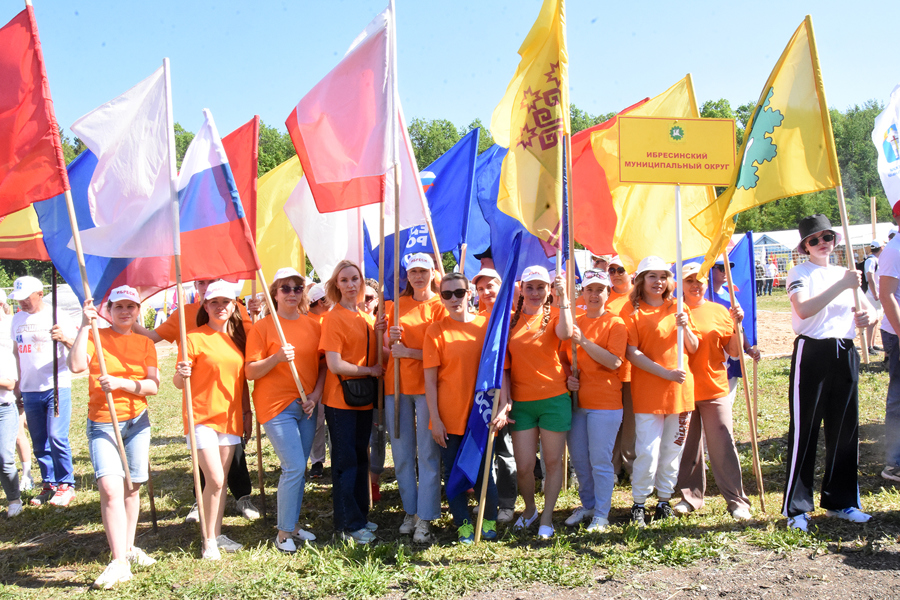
top-left (654, 501), bottom-right (674, 521)
top-left (309, 462), bottom-right (324, 479)
top-left (630, 503), bottom-right (646, 527)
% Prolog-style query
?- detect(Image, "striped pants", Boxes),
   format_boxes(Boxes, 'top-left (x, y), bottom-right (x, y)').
top-left (783, 335), bottom-right (861, 517)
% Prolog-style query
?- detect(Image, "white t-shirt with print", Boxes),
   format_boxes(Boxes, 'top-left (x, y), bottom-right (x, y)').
top-left (787, 261), bottom-right (856, 339)
top-left (878, 236), bottom-right (900, 335)
top-left (12, 306), bottom-right (76, 392)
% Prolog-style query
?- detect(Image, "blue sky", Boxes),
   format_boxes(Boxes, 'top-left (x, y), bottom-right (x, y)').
top-left (7, 1), bottom-right (898, 138)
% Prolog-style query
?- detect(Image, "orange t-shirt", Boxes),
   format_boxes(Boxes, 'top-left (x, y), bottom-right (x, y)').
top-left (245, 314), bottom-right (322, 424)
top-left (606, 293), bottom-right (634, 383)
top-left (155, 301), bottom-right (252, 342)
top-left (565, 312), bottom-right (627, 410)
top-left (318, 307), bottom-right (378, 411)
top-left (686, 301), bottom-right (734, 401)
top-left (179, 325), bottom-right (245, 435)
top-left (478, 303), bottom-right (493, 317)
top-left (625, 300), bottom-right (697, 415)
top-left (422, 316), bottom-right (488, 435)
top-left (506, 310), bottom-right (568, 402)
top-left (384, 294), bottom-right (447, 395)
top-left (87, 329), bottom-right (158, 423)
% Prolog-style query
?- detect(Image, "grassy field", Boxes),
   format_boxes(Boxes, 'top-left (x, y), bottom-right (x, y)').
top-left (754, 287), bottom-right (791, 313)
top-left (1, 353), bottom-right (898, 598)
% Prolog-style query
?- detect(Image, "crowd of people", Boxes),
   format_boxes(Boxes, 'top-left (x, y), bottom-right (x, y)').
top-left (0, 212), bottom-right (893, 590)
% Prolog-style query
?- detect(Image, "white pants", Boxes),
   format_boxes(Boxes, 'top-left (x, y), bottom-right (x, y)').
top-left (632, 412), bottom-right (690, 504)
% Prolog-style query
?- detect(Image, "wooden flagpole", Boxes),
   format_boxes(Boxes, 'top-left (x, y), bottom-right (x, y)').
top-left (474, 390), bottom-right (501, 544)
top-left (872, 196), bottom-right (878, 242)
top-left (250, 279), bottom-right (266, 522)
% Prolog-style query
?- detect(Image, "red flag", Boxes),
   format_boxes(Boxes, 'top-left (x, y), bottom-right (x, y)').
top-left (222, 116), bottom-right (259, 240)
top-left (571, 98), bottom-right (649, 256)
top-left (0, 7), bottom-right (68, 216)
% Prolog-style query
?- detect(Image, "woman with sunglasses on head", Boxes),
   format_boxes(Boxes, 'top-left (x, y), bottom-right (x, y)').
top-left (783, 215), bottom-right (874, 531)
top-left (383, 252), bottom-right (446, 543)
top-left (504, 265), bottom-right (573, 539)
top-left (624, 256), bottom-right (699, 526)
top-left (673, 264), bottom-right (752, 521)
top-left (68, 286), bottom-right (159, 588)
top-left (562, 270), bottom-right (627, 532)
top-left (173, 281), bottom-right (251, 560)
top-left (319, 260), bottom-right (385, 544)
top-left (245, 268), bottom-right (326, 553)
top-left (424, 273), bottom-right (505, 543)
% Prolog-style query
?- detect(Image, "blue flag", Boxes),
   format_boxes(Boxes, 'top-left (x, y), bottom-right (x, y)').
top-left (728, 231), bottom-right (758, 347)
top-left (446, 231), bottom-right (523, 499)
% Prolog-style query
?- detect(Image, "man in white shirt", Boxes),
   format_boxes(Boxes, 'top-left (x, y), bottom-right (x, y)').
top-left (764, 261), bottom-right (778, 295)
top-left (10, 276), bottom-right (77, 507)
top-left (864, 241), bottom-right (884, 354)
top-left (878, 210), bottom-right (900, 483)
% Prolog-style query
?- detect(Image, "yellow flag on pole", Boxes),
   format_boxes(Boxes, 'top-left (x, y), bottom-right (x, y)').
top-left (690, 15), bottom-right (839, 271)
top-left (490, 0), bottom-right (569, 248)
top-left (589, 75), bottom-right (716, 272)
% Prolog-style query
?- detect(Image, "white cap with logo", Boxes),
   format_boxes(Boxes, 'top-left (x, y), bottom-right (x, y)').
top-left (9, 276), bottom-right (43, 301)
top-left (108, 285), bottom-right (141, 304)
top-left (405, 253), bottom-right (435, 271)
top-left (521, 265), bottom-right (551, 284)
top-left (204, 281), bottom-right (237, 301)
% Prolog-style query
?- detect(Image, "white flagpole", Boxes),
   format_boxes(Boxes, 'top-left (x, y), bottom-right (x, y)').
top-left (675, 184), bottom-right (684, 369)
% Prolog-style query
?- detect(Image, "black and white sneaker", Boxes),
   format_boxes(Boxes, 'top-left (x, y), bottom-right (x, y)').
top-left (653, 501), bottom-right (674, 521)
top-left (630, 503), bottom-right (646, 528)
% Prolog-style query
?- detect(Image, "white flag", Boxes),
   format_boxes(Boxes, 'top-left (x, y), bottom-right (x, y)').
top-left (873, 83), bottom-right (900, 209)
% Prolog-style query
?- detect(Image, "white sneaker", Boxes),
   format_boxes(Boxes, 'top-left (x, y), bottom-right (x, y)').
top-left (672, 500), bottom-right (694, 515)
top-left (364, 521), bottom-right (378, 532)
top-left (202, 539), bottom-right (221, 560)
top-left (399, 513), bottom-right (418, 535)
top-left (537, 525), bottom-right (554, 539)
top-left (126, 546), bottom-right (156, 567)
top-left (586, 515), bottom-right (609, 532)
top-left (564, 505), bottom-right (594, 526)
top-left (339, 528), bottom-right (376, 545)
top-left (730, 507), bottom-right (752, 521)
top-left (412, 519), bottom-right (433, 543)
top-left (216, 534), bottom-right (243, 552)
top-left (185, 503), bottom-right (199, 523)
top-left (236, 495), bottom-right (260, 520)
top-left (825, 507), bottom-right (871, 523)
top-left (275, 535), bottom-right (297, 554)
top-left (497, 508), bottom-right (515, 524)
top-left (292, 528), bottom-right (316, 543)
top-left (7, 500), bottom-right (22, 518)
top-left (787, 513), bottom-right (809, 532)
top-left (47, 483), bottom-right (75, 507)
top-left (92, 559), bottom-right (132, 589)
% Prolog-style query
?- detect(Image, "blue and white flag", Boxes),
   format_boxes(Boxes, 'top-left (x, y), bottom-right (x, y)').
top-left (873, 83), bottom-right (900, 207)
top-left (446, 231), bottom-right (522, 499)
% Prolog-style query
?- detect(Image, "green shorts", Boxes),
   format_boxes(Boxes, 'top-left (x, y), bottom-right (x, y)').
top-left (509, 392), bottom-right (572, 432)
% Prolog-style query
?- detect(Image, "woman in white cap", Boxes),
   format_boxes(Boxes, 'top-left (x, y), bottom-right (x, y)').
top-left (384, 252), bottom-right (445, 542)
top-left (783, 214), bottom-right (874, 531)
top-left (308, 283), bottom-right (331, 323)
top-left (319, 260), bottom-right (384, 545)
top-left (563, 270), bottom-right (627, 532)
top-left (624, 256), bottom-right (699, 526)
top-left (503, 265), bottom-right (572, 539)
top-left (68, 286), bottom-right (159, 588)
top-left (173, 281), bottom-right (251, 560)
top-left (473, 268), bottom-right (501, 317)
top-left (245, 268), bottom-right (325, 552)
top-left (674, 264), bottom-right (752, 521)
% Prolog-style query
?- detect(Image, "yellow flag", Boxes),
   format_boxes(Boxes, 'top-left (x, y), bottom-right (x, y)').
top-left (690, 15), bottom-right (838, 271)
top-left (491, 0), bottom-right (569, 247)
top-left (240, 156), bottom-right (306, 297)
top-left (589, 75), bottom-right (716, 272)
top-left (0, 206), bottom-right (48, 260)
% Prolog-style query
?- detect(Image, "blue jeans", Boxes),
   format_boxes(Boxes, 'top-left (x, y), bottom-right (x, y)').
top-left (440, 433), bottom-right (498, 527)
top-left (0, 403), bottom-right (20, 503)
top-left (324, 405), bottom-right (372, 532)
top-left (568, 407), bottom-right (622, 519)
top-left (385, 394), bottom-right (442, 520)
top-left (263, 401), bottom-right (317, 534)
top-left (87, 410), bottom-right (151, 482)
top-left (883, 330), bottom-right (900, 467)
top-left (23, 388), bottom-right (74, 487)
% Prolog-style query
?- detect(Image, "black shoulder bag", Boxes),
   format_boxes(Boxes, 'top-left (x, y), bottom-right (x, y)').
top-left (337, 321), bottom-right (377, 407)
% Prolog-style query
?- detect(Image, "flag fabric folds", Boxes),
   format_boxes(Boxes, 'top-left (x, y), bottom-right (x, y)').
top-left (69, 66), bottom-right (171, 258)
top-left (491, 0), bottom-right (569, 248)
top-left (447, 231), bottom-right (523, 499)
top-left (872, 84), bottom-right (900, 207)
top-left (222, 116), bottom-right (260, 238)
top-left (728, 232), bottom-right (758, 347)
top-left (0, 6), bottom-right (69, 216)
top-left (690, 16), bottom-right (839, 272)
top-left (0, 207), bottom-right (50, 260)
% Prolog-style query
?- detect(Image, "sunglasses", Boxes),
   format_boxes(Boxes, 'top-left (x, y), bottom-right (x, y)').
top-left (440, 289), bottom-right (467, 300)
top-left (279, 285), bottom-right (303, 294)
top-left (712, 265), bottom-right (726, 272)
top-left (807, 233), bottom-right (835, 247)
top-left (309, 299), bottom-right (321, 307)
top-left (364, 295), bottom-right (376, 302)
top-left (607, 266), bottom-right (626, 275)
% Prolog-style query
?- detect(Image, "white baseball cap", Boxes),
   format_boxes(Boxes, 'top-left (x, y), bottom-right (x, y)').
top-left (472, 268), bottom-right (501, 285)
top-left (108, 285), bottom-right (141, 304)
top-left (636, 256), bottom-right (669, 275)
top-left (273, 267), bottom-right (303, 282)
top-left (871, 240), bottom-right (883, 250)
top-left (521, 265), bottom-right (551, 284)
top-left (682, 263), bottom-right (704, 280)
top-left (405, 253), bottom-right (435, 271)
top-left (9, 276), bottom-right (43, 301)
top-left (608, 255), bottom-right (624, 268)
top-left (309, 283), bottom-right (327, 303)
top-left (204, 281), bottom-right (236, 301)
top-left (582, 270), bottom-right (610, 288)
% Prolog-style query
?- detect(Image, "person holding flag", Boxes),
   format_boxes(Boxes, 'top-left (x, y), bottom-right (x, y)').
top-left (424, 272), bottom-right (502, 543)
top-left (174, 282), bottom-right (251, 560)
top-left (384, 252), bottom-right (446, 543)
top-left (506, 266), bottom-right (573, 539)
top-left (68, 286), bottom-right (159, 588)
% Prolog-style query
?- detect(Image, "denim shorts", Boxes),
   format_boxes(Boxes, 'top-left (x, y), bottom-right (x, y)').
top-left (186, 424), bottom-right (241, 450)
top-left (87, 410), bottom-right (151, 483)
top-left (509, 392), bottom-right (573, 432)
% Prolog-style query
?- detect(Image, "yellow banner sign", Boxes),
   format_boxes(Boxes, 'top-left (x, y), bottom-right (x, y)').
top-left (618, 116), bottom-right (736, 185)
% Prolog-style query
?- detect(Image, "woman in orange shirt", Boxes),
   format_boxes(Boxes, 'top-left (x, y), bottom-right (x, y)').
top-left (174, 281), bottom-right (251, 560)
top-left (245, 267), bottom-right (326, 553)
top-left (68, 286), bottom-right (159, 588)
top-left (504, 265), bottom-right (572, 539)
top-left (563, 271), bottom-right (627, 532)
top-left (384, 252), bottom-right (445, 542)
top-left (674, 264), bottom-right (752, 519)
top-left (319, 260), bottom-right (384, 545)
top-left (624, 256), bottom-right (699, 526)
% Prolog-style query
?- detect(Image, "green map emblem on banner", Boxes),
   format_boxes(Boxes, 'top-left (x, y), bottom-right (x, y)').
top-left (736, 87), bottom-right (784, 190)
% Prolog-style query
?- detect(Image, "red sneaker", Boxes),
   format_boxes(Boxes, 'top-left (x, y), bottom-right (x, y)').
top-left (48, 484), bottom-right (76, 507)
top-left (30, 484), bottom-right (56, 506)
